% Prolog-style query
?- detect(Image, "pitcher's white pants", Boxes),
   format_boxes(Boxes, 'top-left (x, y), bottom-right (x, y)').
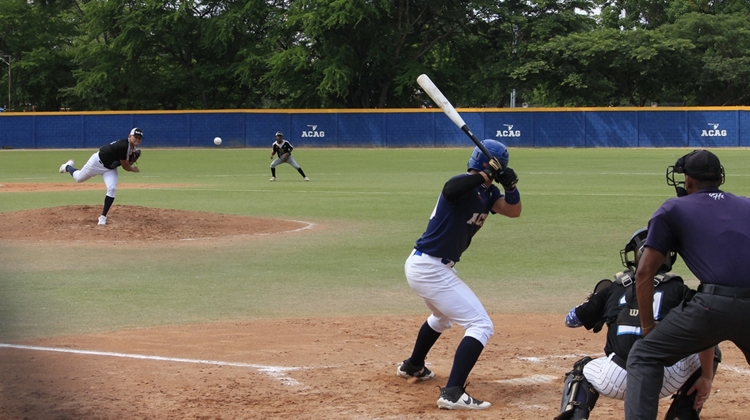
top-left (72, 152), bottom-right (119, 197)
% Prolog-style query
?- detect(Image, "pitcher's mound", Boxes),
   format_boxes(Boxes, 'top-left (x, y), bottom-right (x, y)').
top-left (0, 205), bottom-right (311, 242)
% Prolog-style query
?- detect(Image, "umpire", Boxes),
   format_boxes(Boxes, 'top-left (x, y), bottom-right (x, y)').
top-left (625, 149), bottom-right (750, 420)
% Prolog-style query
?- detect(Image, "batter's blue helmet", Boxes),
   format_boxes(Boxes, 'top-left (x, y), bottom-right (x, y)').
top-left (467, 140), bottom-right (509, 172)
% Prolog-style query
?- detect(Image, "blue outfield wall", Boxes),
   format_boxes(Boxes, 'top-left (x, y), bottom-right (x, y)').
top-left (0, 108), bottom-right (749, 149)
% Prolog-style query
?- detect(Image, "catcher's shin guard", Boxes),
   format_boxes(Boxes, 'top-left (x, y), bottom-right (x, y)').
top-left (555, 357), bottom-right (599, 420)
top-left (664, 346), bottom-right (722, 420)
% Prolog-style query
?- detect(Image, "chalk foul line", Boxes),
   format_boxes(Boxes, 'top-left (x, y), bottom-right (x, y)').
top-left (0, 343), bottom-right (303, 386)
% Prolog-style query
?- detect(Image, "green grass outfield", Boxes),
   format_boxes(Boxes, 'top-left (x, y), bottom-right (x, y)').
top-left (1, 147), bottom-right (749, 341)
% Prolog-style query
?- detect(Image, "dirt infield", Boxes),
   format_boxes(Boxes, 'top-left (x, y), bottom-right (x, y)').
top-left (0, 186), bottom-right (747, 419)
top-left (1, 316), bottom-right (748, 420)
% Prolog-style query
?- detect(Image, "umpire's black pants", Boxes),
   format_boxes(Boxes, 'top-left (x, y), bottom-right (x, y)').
top-left (625, 289), bottom-right (750, 420)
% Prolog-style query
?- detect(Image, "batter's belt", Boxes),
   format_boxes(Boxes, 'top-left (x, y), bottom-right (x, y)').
top-left (413, 250), bottom-right (455, 268)
top-left (698, 284), bottom-right (750, 298)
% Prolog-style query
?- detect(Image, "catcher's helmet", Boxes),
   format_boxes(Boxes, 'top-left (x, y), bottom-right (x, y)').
top-left (620, 228), bottom-right (677, 273)
top-left (467, 140), bottom-right (509, 172)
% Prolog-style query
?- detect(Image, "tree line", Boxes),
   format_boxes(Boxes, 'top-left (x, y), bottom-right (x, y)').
top-left (1, 0), bottom-right (749, 111)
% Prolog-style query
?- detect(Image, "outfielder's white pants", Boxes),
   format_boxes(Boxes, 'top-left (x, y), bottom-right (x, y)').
top-left (270, 156), bottom-right (301, 170)
top-left (72, 152), bottom-right (119, 197)
top-left (404, 250), bottom-right (494, 346)
top-left (583, 352), bottom-right (701, 400)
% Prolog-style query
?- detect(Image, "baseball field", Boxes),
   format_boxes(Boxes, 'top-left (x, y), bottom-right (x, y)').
top-left (1, 147), bottom-right (749, 419)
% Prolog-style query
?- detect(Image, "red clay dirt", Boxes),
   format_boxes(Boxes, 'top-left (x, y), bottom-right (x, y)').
top-left (0, 183), bottom-right (747, 419)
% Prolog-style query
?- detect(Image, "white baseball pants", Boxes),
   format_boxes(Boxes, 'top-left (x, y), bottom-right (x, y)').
top-left (404, 250), bottom-right (494, 346)
top-left (584, 352), bottom-right (701, 400)
top-left (72, 152), bottom-right (119, 197)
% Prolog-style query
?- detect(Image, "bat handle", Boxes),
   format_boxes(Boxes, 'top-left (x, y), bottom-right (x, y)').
top-left (460, 126), bottom-right (506, 170)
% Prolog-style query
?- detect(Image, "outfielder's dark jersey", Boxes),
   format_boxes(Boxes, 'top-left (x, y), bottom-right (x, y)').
top-left (99, 138), bottom-right (134, 169)
top-left (272, 140), bottom-right (294, 156)
top-left (574, 271), bottom-right (692, 362)
top-left (415, 173), bottom-right (502, 263)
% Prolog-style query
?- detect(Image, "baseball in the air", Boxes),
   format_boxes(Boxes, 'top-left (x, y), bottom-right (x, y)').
top-left (213, 137), bottom-right (222, 145)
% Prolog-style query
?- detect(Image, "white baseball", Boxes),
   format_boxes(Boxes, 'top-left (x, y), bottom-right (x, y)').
top-left (214, 137), bottom-right (222, 145)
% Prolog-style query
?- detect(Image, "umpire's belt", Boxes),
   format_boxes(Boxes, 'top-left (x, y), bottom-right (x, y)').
top-left (698, 284), bottom-right (750, 298)
top-left (413, 250), bottom-right (455, 268)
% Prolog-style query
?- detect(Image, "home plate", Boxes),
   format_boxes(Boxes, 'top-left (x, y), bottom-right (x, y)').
top-left (494, 374), bottom-right (557, 385)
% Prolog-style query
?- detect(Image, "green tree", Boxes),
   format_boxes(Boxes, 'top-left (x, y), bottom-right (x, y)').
top-left (68, 0), bottom-right (277, 109)
top-left (663, 12), bottom-right (750, 105)
top-left (262, 0), bottom-right (496, 108)
top-left (0, 0), bottom-right (79, 111)
top-left (513, 28), bottom-right (695, 106)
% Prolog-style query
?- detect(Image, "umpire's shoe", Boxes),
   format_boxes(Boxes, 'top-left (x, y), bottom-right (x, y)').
top-left (437, 385), bottom-right (491, 410)
top-left (397, 359), bottom-right (434, 381)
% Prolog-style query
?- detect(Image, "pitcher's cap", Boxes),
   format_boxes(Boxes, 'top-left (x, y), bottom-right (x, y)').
top-left (275, 131), bottom-right (283, 137)
top-left (130, 127), bottom-right (144, 137)
top-left (684, 149), bottom-right (722, 181)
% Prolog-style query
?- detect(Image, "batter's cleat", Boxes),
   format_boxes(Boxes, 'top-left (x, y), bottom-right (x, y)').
top-left (397, 359), bottom-right (434, 381)
top-left (304, 177), bottom-right (310, 181)
top-left (59, 159), bottom-right (74, 173)
top-left (98, 215), bottom-right (107, 226)
top-left (269, 177), bottom-right (276, 182)
top-left (437, 385), bottom-right (491, 410)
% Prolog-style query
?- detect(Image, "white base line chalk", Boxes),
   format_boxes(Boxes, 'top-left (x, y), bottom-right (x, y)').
top-left (0, 343), bottom-right (302, 386)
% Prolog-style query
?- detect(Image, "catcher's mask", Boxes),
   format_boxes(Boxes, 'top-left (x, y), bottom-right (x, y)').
top-left (666, 149), bottom-right (724, 197)
top-left (467, 139), bottom-right (509, 172)
top-left (620, 227), bottom-right (677, 273)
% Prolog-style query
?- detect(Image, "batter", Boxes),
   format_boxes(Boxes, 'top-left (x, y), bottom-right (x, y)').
top-left (397, 139), bottom-right (521, 410)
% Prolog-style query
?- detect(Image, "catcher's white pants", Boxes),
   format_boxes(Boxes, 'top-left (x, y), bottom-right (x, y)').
top-left (404, 249), bottom-right (494, 346)
top-left (72, 152), bottom-right (119, 197)
top-left (270, 156), bottom-right (301, 170)
top-left (583, 352), bottom-right (701, 400)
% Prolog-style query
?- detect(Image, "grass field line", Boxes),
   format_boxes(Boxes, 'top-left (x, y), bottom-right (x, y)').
top-left (0, 343), bottom-right (303, 386)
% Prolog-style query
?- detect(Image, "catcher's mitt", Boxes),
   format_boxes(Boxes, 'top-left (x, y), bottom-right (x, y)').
top-left (129, 149), bottom-right (141, 164)
top-left (280, 153), bottom-right (290, 162)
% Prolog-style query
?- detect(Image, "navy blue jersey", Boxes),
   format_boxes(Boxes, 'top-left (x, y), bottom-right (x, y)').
top-left (646, 187), bottom-right (750, 287)
top-left (415, 174), bottom-right (502, 263)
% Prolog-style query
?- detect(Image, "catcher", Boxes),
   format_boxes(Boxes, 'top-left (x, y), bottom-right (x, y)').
top-left (269, 131), bottom-right (309, 181)
top-left (556, 228), bottom-right (720, 420)
top-left (58, 127), bottom-right (143, 226)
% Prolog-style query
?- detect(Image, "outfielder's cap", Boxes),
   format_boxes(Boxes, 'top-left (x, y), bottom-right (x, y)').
top-left (130, 127), bottom-right (144, 137)
top-left (684, 149), bottom-right (722, 181)
top-left (275, 131), bottom-right (283, 136)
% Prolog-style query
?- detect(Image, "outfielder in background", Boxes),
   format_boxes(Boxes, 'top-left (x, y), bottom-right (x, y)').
top-left (397, 139), bottom-right (521, 410)
top-left (556, 227), bottom-right (720, 420)
top-left (58, 127), bottom-right (143, 225)
top-left (269, 131), bottom-right (309, 181)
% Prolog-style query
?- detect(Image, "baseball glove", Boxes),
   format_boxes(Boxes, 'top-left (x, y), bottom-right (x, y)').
top-left (280, 153), bottom-right (290, 162)
top-left (129, 149), bottom-right (141, 164)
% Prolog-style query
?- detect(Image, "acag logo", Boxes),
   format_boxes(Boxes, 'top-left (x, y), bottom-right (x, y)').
top-left (701, 123), bottom-right (727, 137)
top-left (496, 124), bottom-right (521, 137)
top-left (301, 125), bottom-right (325, 138)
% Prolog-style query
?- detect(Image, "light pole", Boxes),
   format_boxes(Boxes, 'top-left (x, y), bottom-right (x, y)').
top-left (0, 53), bottom-right (10, 111)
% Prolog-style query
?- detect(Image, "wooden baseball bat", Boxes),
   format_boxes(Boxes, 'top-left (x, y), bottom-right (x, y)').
top-left (417, 74), bottom-right (499, 165)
